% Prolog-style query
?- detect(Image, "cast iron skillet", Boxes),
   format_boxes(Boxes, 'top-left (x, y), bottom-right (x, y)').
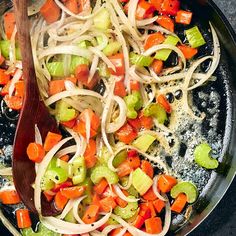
top-left (0, 0), bottom-right (236, 235)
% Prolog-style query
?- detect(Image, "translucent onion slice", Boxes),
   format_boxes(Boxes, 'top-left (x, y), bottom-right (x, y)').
top-left (35, 124), bottom-right (43, 145)
top-left (88, 55), bottom-right (99, 83)
top-left (152, 176), bottom-right (167, 202)
top-left (56, 145), bottom-right (77, 158)
top-left (0, 168), bottom-right (12, 176)
top-left (106, 96), bottom-right (127, 133)
top-left (73, 195), bottom-right (87, 224)
top-left (9, 25), bottom-right (17, 67)
top-left (136, 16), bottom-right (158, 27)
top-left (113, 184), bottom-right (139, 202)
top-left (102, 225), bottom-right (122, 235)
top-left (41, 211), bottom-right (112, 234)
top-left (128, 0), bottom-right (139, 29)
top-left (8, 69), bottom-right (22, 97)
top-left (34, 137), bottom-right (72, 214)
top-left (59, 199), bottom-right (75, 220)
top-left (85, 111), bottom-right (91, 143)
top-left (45, 89), bottom-right (103, 106)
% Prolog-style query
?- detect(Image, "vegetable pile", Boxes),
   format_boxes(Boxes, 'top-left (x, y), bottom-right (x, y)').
top-left (0, 0), bottom-right (221, 235)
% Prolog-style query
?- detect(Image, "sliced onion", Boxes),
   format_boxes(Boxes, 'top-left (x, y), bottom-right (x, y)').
top-left (128, 0), bottom-right (139, 29)
top-left (41, 211), bottom-right (112, 234)
top-left (152, 176), bottom-right (167, 202)
top-left (102, 225), bottom-right (121, 235)
top-left (0, 168), bottom-right (12, 176)
top-left (85, 111), bottom-right (91, 143)
top-left (59, 199), bottom-right (75, 220)
top-left (45, 88), bottom-right (103, 106)
top-left (8, 69), bottom-right (22, 97)
top-left (73, 195), bottom-right (87, 224)
top-left (56, 145), bottom-right (77, 158)
top-left (9, 25), bottom-right (17, 66)
top-left (117, 227), bottom-right (128, 236)
top-left (136, 16), bottom-right (158, 27)
top-left (34, 137), bottom-right (72, 214)
top-left (114, 184), bottom-right (139, 202)
top-left (65, 80), bottom-right (76, 91)
top-left (106, 96), bottom-right (127, 133)
top-left (88, 55), bottom-right (99, 83)
top-left (118, 171), bottom-right (133, 190)
top-left (35, 124), bottom-right (43, 145)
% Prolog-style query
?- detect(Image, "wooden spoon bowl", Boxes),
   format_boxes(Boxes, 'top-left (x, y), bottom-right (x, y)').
top-left (12, 0), bottom-right (59, 216)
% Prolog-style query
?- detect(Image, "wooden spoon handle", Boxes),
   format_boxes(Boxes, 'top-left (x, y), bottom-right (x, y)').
top-left (13, 0), bottom-right (39, 98)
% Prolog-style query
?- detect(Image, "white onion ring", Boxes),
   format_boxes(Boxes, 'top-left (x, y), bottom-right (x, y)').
top-left (73, 195), bottom-right (87, 224)
top-left (152, 176), bottom-right (168, 202)
top-left (114, 184), bottom-right (139, 203)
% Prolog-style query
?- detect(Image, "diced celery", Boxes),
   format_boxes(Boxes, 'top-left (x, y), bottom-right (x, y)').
top-left (155, 35), bottom-right (179, 61)
top-left (70, 55), bottom-right (89, 74)
top-left (71, 157), bottom-right (87, 185)
top-left (47, 156), bottom-right (57, 170)
top-left (103, 42), bottom-right (122, 56)
top-left (185, 26), bottom-right (206, 48)
top-left (78, 40), bottom-right (92, 49)
top-left (114, 196), bottom-right (138, 219)
top-left (55, 100), bottom-right (77, 122)
top-left (143, 103), bottom-right (167, 124)
top-left (46, 167), bottom-right (68, 184)
top-left (132, 134), bottom-right (156, 152)
top-left (64, 209), bottom-right (77, 223)
top-left (96, 36), bottom-right (104, 46)
top-left (194, 143), bottom-right (219, 169)
top-left (130, 52), bottom-right (154, 67)
top-left (93, 8), bottom-right (111, 30)
top-left (170, 181), bottom-right (198, 203)
top-left (91, 166), bottom-right (119, 184)
top-left (0, 40), bottom-right (22, 60)
top-left (120, 178), bottom-right (139, 197)
top-left (81, 178), bottom-right (92, 205)
top-left (98, 61), bottom-right (110, 78)
top-left (22, 223), bottom-right (59, 236)
top-left (97, 146), bottom-right (111, 165)
top-left (132, 168), bottom-right (153, 195)
top-left (56, 158), bottom-right (69, 172)
top-left (47, 62), bottom-right (64, 77)
top-left (107, 217), bottom-right (119, 225)
top-left (40, 176), bottom-right (55, 191)
top-left (113, 149), bottom-right (127, 168)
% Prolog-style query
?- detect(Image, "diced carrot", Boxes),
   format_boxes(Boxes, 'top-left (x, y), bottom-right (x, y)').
top-left (26, 143), bottom-right (45, 163)
top-left (101, 186), bottom-right (117, 198)
top-left (0, 190), bottom-right (21, 204)
top-left (142, 187), bottom-right (157, 201)
top-left (99, 196), bottom-right (117, 212)
top-left (156, 15), bottom-right (175, 32)
top-left (133, 215), bottom-right (145, 229)
top-left (150, 0), bottom-right (163, 12)
top-left (3, 12), bottom-right (15, 40)
top-left (79, 109), bottom-right (100, 132)
top-left (0, 55), bottom-right (5, 65)
top-left (117, 160), bottom-right (133, 178)
top-left (52, 181), bottom-right (73, 193)
top-left (153, 199), bottom-right (165, 213)
top-left (127, 156), bottom-right (141, 169)
top-left (157, 175), bottom-right (177, 193)
top-left (60, 155), bottom-right (70, 162)
top-left (139, 111), bottom-right (153, 130)
top-left (92, 193), bottom-right (101, 207)
top-left (110, 228), bottom-right (132, 236)
top-left (175, 10), bottom-right (193, 25)
top-left (108, 53), bottom-right (125, 76)
top-left (127, 149), bottom-right (138, 158)
top-left (0, 69), bottom-right (10, 85)
top-left (139, 204), bottom-right (151, 220)
top-left (64, 0), bottom-right (80, 14)
top-left (43, 190), bottom-right (55, 202)
top-left (40, 0), bottom-right (61, 24)
top-left (141, 160), bottom-right (154, 178)
top-left (4, 95), bottom-right (23, 110)
top-left (15, 81), bottom-right (24, 98)
top-left (160, 0), bottom-right (180, 16)
top-left (16, 209), bottom-right (32, 229)
top-left (60, 186), bottom-right (85, 199)
top-left (157, 94), bottom-right (172, 113)
top-left (93, 178), bottom-right (108, 195)
top-left (0, 81), bottom-right (11, 96)
top-left (114, 77), bottom-right (126, 97)
top-left (82, 204), bottom-right (99, 224)
top-left (44, 132), bottom-right (62, 152)
top-left (54, 191), bottom-right (68, 211)
top-left (151, 60), bottom-right (164, 75)
top-left (171, 193), bottom-right (187, 213)
top-left (145, 217), bottom-right (162, 234)
top-left (136, 0), bottom-right (155, 20)
top-left (127, 118), bottom-right (141, 131)
top-left (115, 196), bottom-right (128, 208)
top-left (144, 32), bottom-right (165, 50)
top-left (142, 202), bottom-right (156, 218)
top-left (178, 45), bottom-right (198, 59)
top-left (73, 120), bottom-right (97, 138)
top-left (60, 118), bottom-right (77, 129)
top-left (130, 80), bottom-right (140, 91)
top-left (84, 139), bottom-right (97, 168)
top-left (116, 123), bottom-right (138, 144)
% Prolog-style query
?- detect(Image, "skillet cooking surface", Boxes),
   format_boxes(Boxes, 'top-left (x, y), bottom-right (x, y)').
top-left (0, 0), bottom-right (236, 235)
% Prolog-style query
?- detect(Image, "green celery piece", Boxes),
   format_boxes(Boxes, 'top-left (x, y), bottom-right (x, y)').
top-left (170, 181), bottom-right (198, 203)
top-left (47, 156), bottom-right (57, 170)
top-left (22, 223), bottom-right (59, 236)
top-left (143, 103), bottom-right (167, 124)
top-left (78, 40), bottom-right (92, 49)
top-left (71, 156), bottom-right (87, 185)
top-left (120, 177), bottom-right (139, 197)
top-left (194, 143), bottom-right (219, 169)
top-left (81, 178), bottom-right (92, 204)
top-left (40, 176), bottom-right (55, 191)
top-left (155, 35), bottom-right (179, 61)
top-left (98, 146), bottom-right (110, 165)
top-left (112, 149), bottom-right (127, 168)
top-left (55, 100), bottom-right (77, 122)
top-left (91, 166), bottom-right (118, 184)
top-left (130, 52), bottom-right (154, 67)
top-left (98, 61), bottom-right (110, 78)
top-left (107, 217), bottom-right (119, 225)
top-left (56, 158), bottom-right (69, 172)
top-left (45, 167), bottom-right (68, 184)
top-left (114, 196), bottom-right (138, 219)
top-left (132, 134), bottom-right (156, 152)
top-left (96, 36), bottom-right (104, 46)
top-left (47, 62), bottom-right (64, 77)
top-left (103, 42), bottom-right (121, 56)
top-left (132, 168), bottom-right (153, 195)
top-left (185, 26), bottom-right (206, 48)
top-left (0, 40), bottom-right (21, 60)
top-left (93, 8), bottom-right (111, 30)
top-left (64, 209), bottom-right (77, 223)
top-left (70, 55), bottom-right (89, 74)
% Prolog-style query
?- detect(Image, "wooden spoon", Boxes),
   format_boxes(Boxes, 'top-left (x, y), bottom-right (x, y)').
top-left (12, 0), bottom-right (59, 216)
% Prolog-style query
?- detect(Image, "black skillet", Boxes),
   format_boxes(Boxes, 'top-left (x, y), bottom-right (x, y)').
top-left (0, 0), bottom-right (236, 235)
